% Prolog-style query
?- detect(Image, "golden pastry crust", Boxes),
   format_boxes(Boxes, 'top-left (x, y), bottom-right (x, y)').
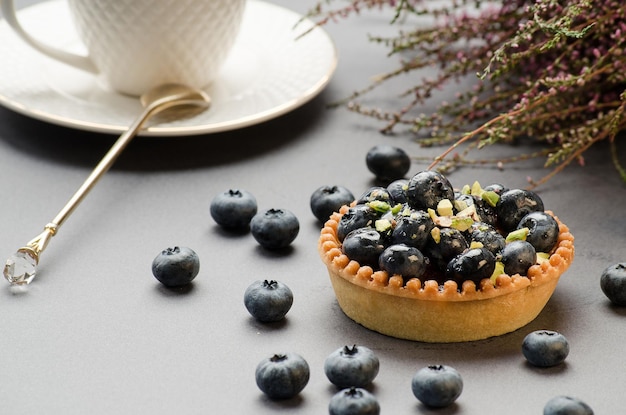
top-left (318, 206), bottom-right (574, 342)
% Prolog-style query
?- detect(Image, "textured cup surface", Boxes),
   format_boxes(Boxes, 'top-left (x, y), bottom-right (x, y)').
top-left (67, 0), bottom-right (246, 95)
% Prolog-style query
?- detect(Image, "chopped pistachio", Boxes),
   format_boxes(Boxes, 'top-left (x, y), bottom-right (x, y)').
top-left (506, 227), bottom-right (529, 242)
top-left (430, 227), bottom-right (441, 243)
top-left (437, 199), bottom-right (454, 217)
top-left (391, 203), bottom-right (404, 215)
top-left (490, 261), bottom-right (505, 285)
top-left (470, 241), bottom-right (484, 250)
top-left (481, 190), bottom-right (500, 207)
top-left (368, 200), bottom-right (391, 214)
top-left (451, 217), bottom-right (474, 232)
top-left (375, 219), bottom-right (392, 233)
top-left (453, 199), bottom-right (469, 212)
top-left (536, 252), bottom-right (550, 264)
top-left (461, 184), bottom-right (471, 195)
top-left (470, 181), bottom-right (483, 196)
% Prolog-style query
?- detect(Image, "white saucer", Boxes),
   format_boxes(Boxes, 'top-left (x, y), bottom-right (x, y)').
top-left (0, 0), bottom-right (337, 136)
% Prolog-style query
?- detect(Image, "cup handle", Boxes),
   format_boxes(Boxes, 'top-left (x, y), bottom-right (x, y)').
top-left (1, 0), bottom-right (98, 74)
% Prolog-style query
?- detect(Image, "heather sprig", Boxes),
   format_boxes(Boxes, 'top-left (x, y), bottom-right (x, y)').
top-left (305, 0), bottom-right (626, 186)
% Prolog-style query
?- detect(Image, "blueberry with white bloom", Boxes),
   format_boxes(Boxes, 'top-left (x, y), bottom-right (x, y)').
top-left (255, 353), bottom-right (310, 400)
top-left (522, 330), bottom-right (569, 367)
top-left (324, 345), bottom-right (380, 388)
top-left (600, 262), bottom-right (626, 306)
top-left (250, 208), bottom-right (299, 250)
top-left (210, 189), bottom-right (257, 230)
top-left (151, 246), bottom-right (200, 287)
top-left (411, 365), bottom-right (463, 408)
top-left (329, 387), bottom-right (380, 415)
top-left (244, 279), bottom-right (293, 322)
top-left (543, 396), bottom-right (594, 415)
top-left (310, 185), bottom-right (355, 222)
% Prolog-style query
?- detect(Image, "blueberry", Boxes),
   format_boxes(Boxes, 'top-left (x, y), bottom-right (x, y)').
top-left (522, 330), bottom-right (570, 367)
top-left (600, 263), bottom-right (626, 305)
top-left (390, 208), bottom-right (434, 251)
top-left (406, 170), bottom-right (455, 210)
top-left (310, 185), bottom-right (355, 222)
top-left (210, 189), bottom-right (257, 230)
top-left (517, 211), bottom-right (560, 253)
top-left (250, 208), bottom-right (299, 250)
top-left (255, 353), bottom-right (310, 400)
top-left (324, 345), bottom-right (380, 388)
top-left (424, 227), bottom-right (469, 272)
top-left (329, 387), bottom-right (380, 415)
top-left (411, 365), bottom-right (463, 408)
top-left (356, 187), bottom-right (393, 205)
top-left (151, 246), bottom-right (200, 287)
top-left (543, 396), bottom-right (594, 415)
top-left (366, 144), bottom-right (411, 182)
top-left (469, 222), bottom-right (506, 255)
top-left (501, 240), bottom-right (536, 276)
top-left (342, 228), bottom-right (386, 268)
top-left (483, 183), bottom-right (509, 195)
top-left (379, 244), bottom-right (427, 281)
top-left (446, 247), bottom-right (496, 285)
top-left (244, 280), bottom-right (293, 322)
top-left (495, 188), bottom-right (545, 232)
top-left (386, 179), bottom-right (409, 204)
top-left (337, 205), bottom-right (380, 242)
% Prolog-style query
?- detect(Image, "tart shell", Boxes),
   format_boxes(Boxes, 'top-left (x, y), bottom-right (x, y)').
top-left (318, 206), bottom-right (574, 343)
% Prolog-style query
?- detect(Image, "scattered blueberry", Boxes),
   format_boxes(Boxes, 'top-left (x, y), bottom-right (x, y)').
top-left (250, 208), bottom-right (300, 250)
top-left (324, 345), bottom-right (380, 388)
top-left (379, 244), bottom-right (427, 280)
top-left (255, 353), bottom-right (310, 400)
top-left (501, 240), bottom-right (537, 276)
top-left (244, 280), bottom-right (293, 322)
top-left (151, 246), bottom-right (200, 287)
top-left (411, 365), bottom-right (463, 408)
top-left (543, 396), bottom-right (594, 415)
top-left (522, 330), bottom-right (570, 367)
top-left (406, 170), bottom-right (455, 210)
top-left (517, 211), bottom-right (560, 253)
top-left (341, 228), bottom-right (386, 268)
top-left (310, 185), bottom-right (355, 222)
top-left (366, 144), bottom-right (411, 182)
top-left (495, 188), bottom-right (545, 232)
top-left (600, 263), bottom-right (626, 305)
top-left (329, 387), bottom-right (380, 415)
top-left (210, 189), bottom-right (257, 230)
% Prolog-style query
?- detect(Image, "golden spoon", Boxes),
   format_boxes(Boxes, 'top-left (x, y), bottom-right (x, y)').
top-left (3, 83), bottom-right (211, 285)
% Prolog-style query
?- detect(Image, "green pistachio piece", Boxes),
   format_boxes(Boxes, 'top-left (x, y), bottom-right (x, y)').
top-left (368, 200), bottom-right (391, 214)
top-left (451, 217), bottom-right (474, 232)
top-left (536, 252), bottom-right (550, 264)
top-left (490, 261), bottom-right (505, 284)
top-left (391, 203), bottom-right (403, 215)
top-left (506, 227), bottom-right (529, 242)
top-left (481, 190), bottom-right (500, 207)
top-left (453, 199), bottom-right (469, 212)
top-left (470, 181), bottom-right (483, 196)
top-left (461, 184), bottom-right (471, 195)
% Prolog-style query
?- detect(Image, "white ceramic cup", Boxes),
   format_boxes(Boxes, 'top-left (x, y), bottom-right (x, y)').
top-left (1, 0), bottom-right (246, 96)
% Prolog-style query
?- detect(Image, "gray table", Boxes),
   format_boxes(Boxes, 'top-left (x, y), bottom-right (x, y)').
top-left (1, 1), bottom-right (624, 414)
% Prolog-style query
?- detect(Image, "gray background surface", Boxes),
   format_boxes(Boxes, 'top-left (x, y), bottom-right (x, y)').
top-left (1, 1), bottom-right (625, 414)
